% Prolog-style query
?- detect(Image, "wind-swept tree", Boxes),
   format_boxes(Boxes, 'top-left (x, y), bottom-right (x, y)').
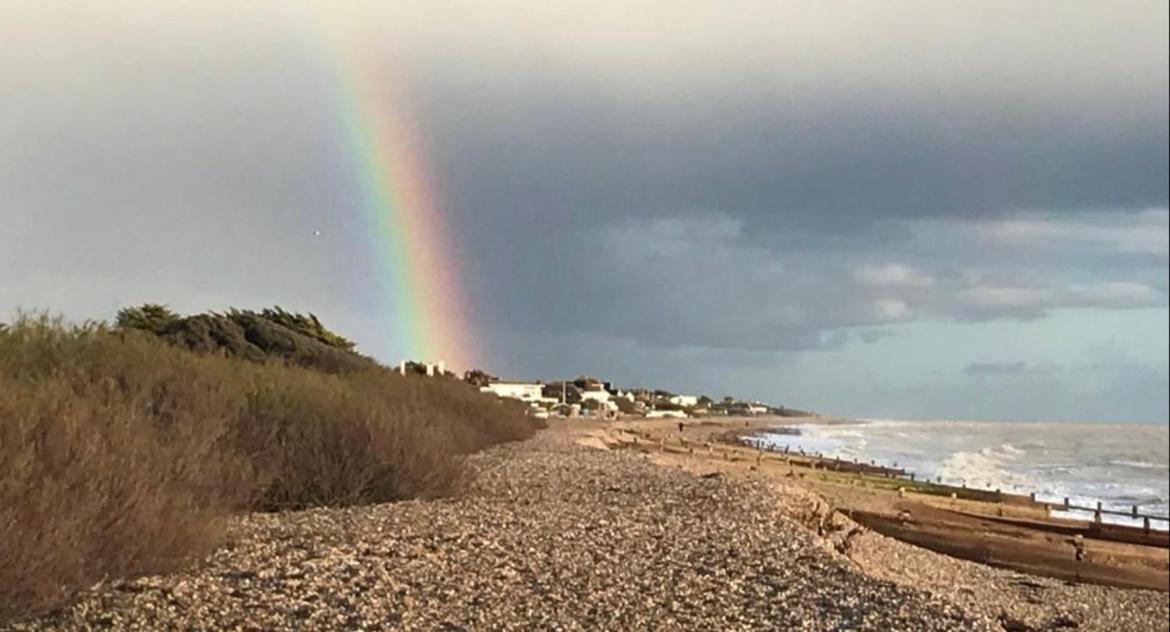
top-left (115, 303), bottom-right (180, 334)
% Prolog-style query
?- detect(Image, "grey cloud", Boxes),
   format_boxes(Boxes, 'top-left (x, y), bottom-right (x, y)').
top-left (1, 1), bottom-right (1166, 421)
top-left (467, 209), bottom-right (1165, 352)
top-left (964, 362), bottom-right (1060, 377)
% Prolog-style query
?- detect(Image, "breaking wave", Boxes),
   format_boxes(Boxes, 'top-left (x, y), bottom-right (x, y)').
top-left (755, 418), bottom-right (1169, 528)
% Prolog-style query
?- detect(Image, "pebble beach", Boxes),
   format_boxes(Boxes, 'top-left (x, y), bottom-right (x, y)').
top-left (9, 420), bottom-right (1167, 631)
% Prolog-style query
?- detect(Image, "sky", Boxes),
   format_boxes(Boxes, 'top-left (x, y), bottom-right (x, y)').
top-left (2, 1), bottom-right (1167, 423)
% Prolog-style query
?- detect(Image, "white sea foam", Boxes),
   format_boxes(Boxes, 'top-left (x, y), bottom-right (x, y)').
top-left (1112, 459), bottom-right (1169, 471)
top-left (756, 418), bottom-right (1170, 529)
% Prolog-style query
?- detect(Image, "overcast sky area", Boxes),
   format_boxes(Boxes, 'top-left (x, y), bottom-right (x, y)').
top-left (2, 1), bottom-right (1167, 422)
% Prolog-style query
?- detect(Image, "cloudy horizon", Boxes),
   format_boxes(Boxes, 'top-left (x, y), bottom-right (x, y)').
top-left (2, 1), bottom-right (1167, 422)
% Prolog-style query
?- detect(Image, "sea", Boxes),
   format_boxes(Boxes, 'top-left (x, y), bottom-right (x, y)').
top-left (752, 418), bottom-right (1170, 530)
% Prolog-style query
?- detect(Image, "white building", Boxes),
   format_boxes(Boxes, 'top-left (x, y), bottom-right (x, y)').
top-left (668, 394), bottom-right (699, 408)
top-left (579, 388), bottom-right (612, 404)
top-left (646, 409), bottom-right (687, 419)
top-left (480, 381), bottom-right (545, 403)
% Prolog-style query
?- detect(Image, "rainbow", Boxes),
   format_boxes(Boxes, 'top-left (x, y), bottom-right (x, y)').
top-left (317, 20), bottom-right (477, 371)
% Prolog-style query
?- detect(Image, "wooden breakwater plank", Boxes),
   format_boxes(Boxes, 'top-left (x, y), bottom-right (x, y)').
top-left (941, 508), bottom-right (1170, 549)
top-left (848, 509), bottom-right (1170, 592)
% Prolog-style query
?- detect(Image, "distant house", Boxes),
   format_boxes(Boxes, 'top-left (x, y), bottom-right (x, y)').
top-left (481, 381), bottom-right (545, 403)
top-left (630, 388), bottom-right (655, 404)
top-left (582, 389), bottom-right (619, 414)
top-left (732, 401), bottom-right (770, 415)
top-left (544, 382), bottom-right (583, 404)
top-left (579, 388), bottom-right (612, 404)
top-left (668, 394), bottom-right (699, 408)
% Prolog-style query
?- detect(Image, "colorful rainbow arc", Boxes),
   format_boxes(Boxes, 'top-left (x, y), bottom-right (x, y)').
top-left (319, 21), bottom-right (477, 371)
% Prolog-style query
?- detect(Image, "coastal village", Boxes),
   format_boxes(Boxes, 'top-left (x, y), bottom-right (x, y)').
top-left (394, 360), bottom-right (802, 420)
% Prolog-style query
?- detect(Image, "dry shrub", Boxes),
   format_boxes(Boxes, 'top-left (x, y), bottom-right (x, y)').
top-left (0, 315), bottom-right (539, 621)
top-left (235, 368), bottom-right (463, 509)
top-left (0, 318), bottom-right (250, 621)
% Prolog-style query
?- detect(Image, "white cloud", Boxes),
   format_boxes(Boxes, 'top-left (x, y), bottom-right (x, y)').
top-left (1069, 281), bottom-right (1160, 308)
top-left (951, 280), bottom-right (1162, 319)
top-left (982, 209), bottom-right (1169, 256)
top-left (854, 262), bottom-right (935, 288)
top-left (958, 285), bottom-right (1050, 309)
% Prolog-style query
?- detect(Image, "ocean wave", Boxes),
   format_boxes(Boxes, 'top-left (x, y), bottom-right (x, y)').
top-left (1112, 459), bottom-right (1170, 471)
top-left (978, 443), bottom-right (1025, 461)
top-left (764, 417), bottom-right (1167, 515)
top-left (934, 450), bottom-right (1030, 491)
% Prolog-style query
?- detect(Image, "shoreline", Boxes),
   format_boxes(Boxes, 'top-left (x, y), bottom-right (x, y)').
top-left (597, 416), bottom-right (1170, 593)
top-left (738, 415), bottom-right (1170, 531)
top-left (10, 419), bottom-right (1167, 631)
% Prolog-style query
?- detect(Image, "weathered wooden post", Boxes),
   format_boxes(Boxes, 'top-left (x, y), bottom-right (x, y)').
top-left (1064, 497), bottom-right (1070, 509)
top-left (1030, 492), bottom-right (1036, 502)
top-left (1144, 517), bottom-right (1151, 534)
top-left (1132, 505), bottom-right (1139, 518)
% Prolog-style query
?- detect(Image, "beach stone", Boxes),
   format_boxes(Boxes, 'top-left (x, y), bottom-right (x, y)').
top-left (6, 420), bottom-right (1164, 632)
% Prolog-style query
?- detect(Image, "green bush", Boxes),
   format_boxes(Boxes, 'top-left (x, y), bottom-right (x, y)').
top-left (114, 304), bottom-right (376, 374)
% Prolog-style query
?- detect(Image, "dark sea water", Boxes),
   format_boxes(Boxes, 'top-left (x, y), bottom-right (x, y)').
top-left (754, 419), bottom-right (1169, 529)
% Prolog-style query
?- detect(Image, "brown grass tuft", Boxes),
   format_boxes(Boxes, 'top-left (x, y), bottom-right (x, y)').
top-left (0, 314), bottom-right (539, 622)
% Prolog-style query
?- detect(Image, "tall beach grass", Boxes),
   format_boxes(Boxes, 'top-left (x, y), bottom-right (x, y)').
top-left (0, 314), bottom-right (538, 621)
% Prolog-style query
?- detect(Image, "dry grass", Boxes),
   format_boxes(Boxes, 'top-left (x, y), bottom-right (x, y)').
top-left (0, 315), bottom-right (539, 622)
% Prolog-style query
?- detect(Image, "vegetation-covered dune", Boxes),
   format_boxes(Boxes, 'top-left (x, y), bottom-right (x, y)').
top-left (0, 308), bottom-right (539, 622)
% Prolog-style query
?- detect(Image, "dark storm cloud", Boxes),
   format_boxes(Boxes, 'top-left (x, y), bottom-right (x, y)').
top-left (388, 2), bottom-right (1169, 354)
top-left (1, 0), bottom-right (1167, 366)
top-left (423, 82), bottom-right (1167, 233)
